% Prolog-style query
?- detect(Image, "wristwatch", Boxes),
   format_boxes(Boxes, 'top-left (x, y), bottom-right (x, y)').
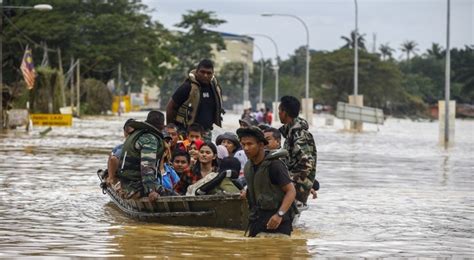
top-left (277, 210), bottom-right (285, 217)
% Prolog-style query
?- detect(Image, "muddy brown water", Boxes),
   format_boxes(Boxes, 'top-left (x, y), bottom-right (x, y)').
top-left (0, 112), bottom-right (472, 258)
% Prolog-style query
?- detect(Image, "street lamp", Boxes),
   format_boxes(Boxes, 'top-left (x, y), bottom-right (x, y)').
top-left (0, 3), bottom-right (53, 129)
top-left (246, 33), bottom-right (280, 103)
top-left (261, 13), bottom-right (313, 124)
top-left (354, 0), bottom-right (358, 96)
top-left (253, 43), bottom-right (264, 106)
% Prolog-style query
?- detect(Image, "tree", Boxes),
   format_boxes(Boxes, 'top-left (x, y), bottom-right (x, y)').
top-left (340, 30), bottom-right (366, 50)
top-left (451, 45), bottom-right (474, 103)
top-left (379, 43), bottom-right (395, 60)
top-left (400, 40), bottom-right (419, 62)
top-left (425, 43), bottom-right (444, 59)
top-left (3, 0), bottom-right (172, 90)
top-left (217, 62), bottom-right (244, 109)
top-left (311, 48), bottom-right (405, 111)
top-left (159, 10), bottom-right (226, 107)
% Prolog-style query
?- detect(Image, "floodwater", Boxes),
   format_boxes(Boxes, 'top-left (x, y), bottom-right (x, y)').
top-left (0, 112), bottom-right (473, 258)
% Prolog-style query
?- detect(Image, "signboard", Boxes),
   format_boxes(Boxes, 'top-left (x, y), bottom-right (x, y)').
top-left (7, 109), bottom-right (29, 127)
top-left (336, 102), bottom-right (384, 124)
top-left (30, 114), bottom-right (73, 127)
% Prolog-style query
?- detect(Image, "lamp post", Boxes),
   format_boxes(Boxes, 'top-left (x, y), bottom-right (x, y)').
top-left (262, 13), bottom-right (313, 124)
top-left (442, 0), bottom-right (452, 147)
top-left (354, 0), bottom-right (358, 96)
top-left (348, 0), bottom-right (364, 131)
top-left (0, 3), bottom-right (53, 129)
top-left (253, 43), bottom-right (264, 106)
top-left (246, 33), bottom-right (280, 103)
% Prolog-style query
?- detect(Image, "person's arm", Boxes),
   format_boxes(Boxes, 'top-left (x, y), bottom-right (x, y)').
top-left (266, 183), bottom-right (296, 230)
top-left (266, 160), bottom-right (296, 229)
top-left (166, 99), bottom-right (178, 125)
top-left (166, 82), bottom-right (192, 125)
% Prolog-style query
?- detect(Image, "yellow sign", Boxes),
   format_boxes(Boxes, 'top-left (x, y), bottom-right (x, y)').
top-left (112, 95), bottom-right (131, 113)
top-left (30, 114), bottom-right (73, 127)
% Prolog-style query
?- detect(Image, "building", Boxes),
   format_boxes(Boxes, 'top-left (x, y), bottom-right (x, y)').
top-left (211, 32), bottom-right (254, 73)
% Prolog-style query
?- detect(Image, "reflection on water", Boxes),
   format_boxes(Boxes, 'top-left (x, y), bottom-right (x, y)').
top-left (0, 113), bottom-right (473, 257)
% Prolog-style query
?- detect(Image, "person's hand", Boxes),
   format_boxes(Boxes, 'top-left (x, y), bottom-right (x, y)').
top-left (310, 188), bottom-right (318, 199)
top-left (266, 214), bottom-right (283, 230)
top-left (240, 190), bottom-right (246, 199)
top-left (148, 190), bottom-right (160, 202)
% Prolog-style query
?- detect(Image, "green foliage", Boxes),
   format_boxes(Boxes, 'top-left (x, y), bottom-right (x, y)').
top-left (29, 67), bottom-right (62, 113)
top-left (340, 30), bottom-right (367, 50)
top-left (80, 79), bottom-right (113, 115)
top-left (159, 10), bottom-right (226, 107)
top-left (310, 48), bottom-right (404, 111)
top-left (3, 0), bottom-right (172, 90)
top-left (217, 62), bottom-right (244, 109)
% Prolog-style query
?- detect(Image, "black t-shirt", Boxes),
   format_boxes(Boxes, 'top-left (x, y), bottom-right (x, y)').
top-left (252, 159), bottom-right (292, 187)
top-left (172, 80), bottom-right (217, 130)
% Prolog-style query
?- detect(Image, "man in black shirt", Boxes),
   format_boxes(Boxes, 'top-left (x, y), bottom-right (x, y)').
top-left (166, 59), bottom-right (224, 142)
top-left (237, 126), bottom-right (296, 237)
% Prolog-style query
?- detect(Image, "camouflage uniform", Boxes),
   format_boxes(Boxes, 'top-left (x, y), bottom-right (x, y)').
top-left (279, 117), bottom-right (317, 204)
top-left (118, 128), bottom-right (164, 199)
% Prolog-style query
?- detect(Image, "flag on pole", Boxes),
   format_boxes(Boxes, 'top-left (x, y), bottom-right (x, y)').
top-left (21, 46), bottom-right (36, 90)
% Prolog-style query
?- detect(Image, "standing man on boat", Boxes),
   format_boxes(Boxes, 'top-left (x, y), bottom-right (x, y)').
top-left (118, 110), bottom-right (166, 202)
top-left (166, 59), bottom-right (225, 142)
top-left (278, 95), bottom-right (318, 205)
top-left (238, 126), bottom-right (296, 237)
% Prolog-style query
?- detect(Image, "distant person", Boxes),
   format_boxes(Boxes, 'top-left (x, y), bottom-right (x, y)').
top-left (256, 108), bottom-right (265, 123)
top-left (278, 96), bottom-right (318, 204)
top-left (166, 59), bottom-right (225, 142)
top-left (237, 126), bottom-right (296, 237)
top-left (117, 111), bottom-right (166, 202)
top-left (264, 107), bottom-right (273, 125)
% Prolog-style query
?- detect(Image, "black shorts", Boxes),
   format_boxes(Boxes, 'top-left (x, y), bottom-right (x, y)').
top-left (248, 210), bottom-right (293, 237)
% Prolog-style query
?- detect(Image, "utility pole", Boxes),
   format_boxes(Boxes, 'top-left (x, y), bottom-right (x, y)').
top-left (76, 59), bottom-right (80, 117)
top-left (118, 63), bottom-right (122, 115)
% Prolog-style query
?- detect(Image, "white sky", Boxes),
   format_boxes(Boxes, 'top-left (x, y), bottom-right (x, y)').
top-left (143, 0), bottom-right (473, 61)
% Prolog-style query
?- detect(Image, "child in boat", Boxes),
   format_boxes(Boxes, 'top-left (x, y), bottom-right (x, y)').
top-left (173, 150), bottom-right (198, 195)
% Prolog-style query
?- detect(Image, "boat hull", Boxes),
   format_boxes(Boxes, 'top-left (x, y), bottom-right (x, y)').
top-left (98, 170), bottom-right (249, 230)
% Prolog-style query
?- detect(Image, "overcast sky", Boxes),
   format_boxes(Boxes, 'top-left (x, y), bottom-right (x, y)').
top-left (143, 0), bottom-right (473, 61)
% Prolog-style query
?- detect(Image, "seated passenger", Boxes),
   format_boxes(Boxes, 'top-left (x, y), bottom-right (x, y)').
top-left (158, 136), bottom-right (180, 194)
top-left (216, 132), bottom-right (241, 157)
top-left (172, 150), bottom-right (199, 195)
top-left (186, 157), bottom-right (241, 196)
top-left (188, 139), bottom-right (204, 168)
top-left (192, 141), bottom-right (218, 178)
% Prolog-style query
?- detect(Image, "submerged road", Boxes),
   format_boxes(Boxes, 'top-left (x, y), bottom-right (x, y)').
top-left (0, 112), bottom-right (473, 258)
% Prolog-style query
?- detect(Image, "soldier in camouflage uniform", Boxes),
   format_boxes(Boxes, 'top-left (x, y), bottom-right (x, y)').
top-left (118, 111), bottom-right (166, 202)
top-left (278, 96), bottom-right (318, 204)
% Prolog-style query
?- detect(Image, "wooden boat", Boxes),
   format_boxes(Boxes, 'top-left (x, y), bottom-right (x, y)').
top-left (97, 170), bottom-right (249, 230)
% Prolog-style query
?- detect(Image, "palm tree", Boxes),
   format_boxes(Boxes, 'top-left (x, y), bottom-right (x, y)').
top-left (379, 43), bottom-right (395, 60)
top-left (426, 43), bottom-right (444, 59)
top-left (340, 30), bottom-right (366, 50)
top-left (400, 40), bottom-right (419, 61)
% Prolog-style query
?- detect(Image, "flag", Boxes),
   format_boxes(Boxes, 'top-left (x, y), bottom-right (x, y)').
top-left (21, 47), bottom-right (36, 90)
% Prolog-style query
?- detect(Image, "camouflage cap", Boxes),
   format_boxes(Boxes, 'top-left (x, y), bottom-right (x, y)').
top-left (237, 126), bottom-right (269, 145)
